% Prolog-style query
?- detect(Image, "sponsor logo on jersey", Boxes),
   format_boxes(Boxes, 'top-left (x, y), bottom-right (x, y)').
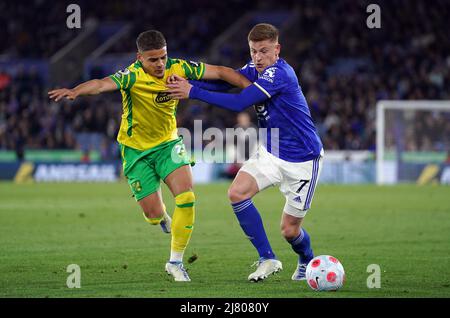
top-left (155, 92), bottom-right (172, 104)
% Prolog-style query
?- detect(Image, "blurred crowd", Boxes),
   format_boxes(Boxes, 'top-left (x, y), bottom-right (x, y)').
top-left (1, 0), bottom-right (449, 159)
top-left (291, 0), bottom-right (450, 152)
top-left (385, 110), bottom-right (450, 152)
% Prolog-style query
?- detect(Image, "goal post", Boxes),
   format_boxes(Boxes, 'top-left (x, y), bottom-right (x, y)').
top-left (376, 100), bottom-right (450, 185)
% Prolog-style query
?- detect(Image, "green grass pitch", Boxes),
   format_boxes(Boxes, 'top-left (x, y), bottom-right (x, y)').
top-left (0, 182), bottom-right (449, 298)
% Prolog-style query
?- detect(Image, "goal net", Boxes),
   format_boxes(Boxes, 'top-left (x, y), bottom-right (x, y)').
top-left (376, 101), bottom-right (450, 185)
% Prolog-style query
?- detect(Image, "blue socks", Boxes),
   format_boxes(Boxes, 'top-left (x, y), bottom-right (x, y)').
top-left (232, 199), bottom-right (313, 264)
top-left (288, 228), bottom-right (314, 264)
top-left (231, 199), bottom-right (276, 260)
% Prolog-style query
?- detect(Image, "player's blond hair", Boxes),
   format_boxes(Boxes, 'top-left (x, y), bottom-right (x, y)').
top-left (248, 23), bottom-right (279, 43)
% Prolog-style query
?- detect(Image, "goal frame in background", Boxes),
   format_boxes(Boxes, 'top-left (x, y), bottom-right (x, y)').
top-left (376, 100), bottom-right (450, 185)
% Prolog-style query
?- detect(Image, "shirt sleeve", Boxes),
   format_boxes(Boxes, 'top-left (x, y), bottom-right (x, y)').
top-left (189, 84), bottom-right (269, 112)
top-left (179, 60), bottom-right (206, 80)
top-left (237, 62), bottom-right (256, 82)
top-left (252, 66), bottom-right (287, 98)
top-left (189, 79), bottom-right (234, 91)
top-left (108, 68), bottom-right (137, 90)
top-left (189, 62), bottom-right (254, 91)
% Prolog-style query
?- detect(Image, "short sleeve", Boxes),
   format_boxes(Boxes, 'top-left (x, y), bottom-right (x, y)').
top-left (179, 60), bottom-right (206, 80)
top-left (109, 68), bottom-right (137, 90)
top-left (237, 62), bottom-right (256, 82)
top-left (253, 66), bottom-right (287, 98)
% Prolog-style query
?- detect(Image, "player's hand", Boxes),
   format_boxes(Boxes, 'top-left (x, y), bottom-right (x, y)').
top-left (48, 88), bottom-right (78, 102)
top-left (167, 74), bottom-right (186, 84)
top-left (167, 80), bottom-right (193, 100)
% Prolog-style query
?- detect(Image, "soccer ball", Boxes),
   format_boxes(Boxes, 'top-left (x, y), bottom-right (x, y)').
top-left (305, 255), bottom-right (345, 291)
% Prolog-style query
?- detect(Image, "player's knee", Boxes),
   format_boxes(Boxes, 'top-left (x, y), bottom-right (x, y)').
top-left (143, 213), bottom-right (162, 225)
top-left (142, 205), bottom-right (165, 225)
top-left (142, 207), bottom-right (163, 220)
top-left (175, 191), bottom-right (195, 208)
top-left (228, 185), bottom-right (249, 203)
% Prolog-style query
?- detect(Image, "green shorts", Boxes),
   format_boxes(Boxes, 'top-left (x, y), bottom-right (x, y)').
top-left (120, 137), bottom-right (193, 201)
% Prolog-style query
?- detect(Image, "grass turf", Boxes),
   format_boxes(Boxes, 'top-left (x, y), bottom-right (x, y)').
top-left (0, 182), bottom-right (449, 298)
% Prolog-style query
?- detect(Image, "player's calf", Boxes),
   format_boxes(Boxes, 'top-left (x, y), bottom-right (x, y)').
top-left (169, 191), bottom-right (195, 263)
top-left (142, 202), bottom-right (172, 234)
top-left (143, 212), bottom-right (172, 234)
top-left (285, 227), bottom-right (314, 281)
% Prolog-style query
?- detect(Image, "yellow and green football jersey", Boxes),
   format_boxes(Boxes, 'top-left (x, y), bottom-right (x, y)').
top-left (109, 58), bottom-right (205, 151)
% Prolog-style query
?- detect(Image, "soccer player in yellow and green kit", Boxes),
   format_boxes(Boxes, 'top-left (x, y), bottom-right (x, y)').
top-left (48, 30), bottom-right (251, 282)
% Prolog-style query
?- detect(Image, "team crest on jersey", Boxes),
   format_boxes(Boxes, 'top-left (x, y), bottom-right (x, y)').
top-left (131, 180), bottom-right (142, 193)
top-left (264, 67), bottom-right (276, 77)
top-left (155, 92), bottom-right (172, 104)
top-left (259, 67), bottom-right (276, 83)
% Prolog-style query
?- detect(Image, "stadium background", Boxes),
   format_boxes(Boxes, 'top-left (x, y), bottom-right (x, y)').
top-left (0, 0), bottom-right (449, 298)
top-left (1, 0), bottom-right (449, 184)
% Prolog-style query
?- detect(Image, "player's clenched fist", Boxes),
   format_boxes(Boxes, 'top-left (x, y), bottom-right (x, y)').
top-left (167, 77), bottom-right (192, 100)
top-left (48, 88), bottom-right (78, 102)
top-left (166, 74), bottom-right (186, 84)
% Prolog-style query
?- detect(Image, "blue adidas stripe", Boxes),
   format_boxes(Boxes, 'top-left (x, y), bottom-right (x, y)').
top-left (306, 157), bottom-right (319, 209)
top-left (231, 199), bottom-right (253, 213)
top-left (289, 229), bottom-right (305, 246)
top-left (304, 157), bottom-right (320, 210)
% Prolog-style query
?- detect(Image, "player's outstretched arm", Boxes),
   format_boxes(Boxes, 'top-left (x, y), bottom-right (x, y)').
top-left (167, 74), bottom-right (234, 92)
top-left (48, 77), bottom-right (118, 102)
top-left (167, 80), bottom-right (268, 112)
top-left (203, 64), bottom-right (251, 89)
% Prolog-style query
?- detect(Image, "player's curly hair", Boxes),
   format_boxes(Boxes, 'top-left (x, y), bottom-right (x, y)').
top-left (248, 23), bottom-right (279, 42)
top-left (136, 30), bottom-right (167, 52)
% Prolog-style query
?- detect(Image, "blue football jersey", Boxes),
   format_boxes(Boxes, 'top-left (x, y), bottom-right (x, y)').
top-left (238, 58), bottom-right (323, 162)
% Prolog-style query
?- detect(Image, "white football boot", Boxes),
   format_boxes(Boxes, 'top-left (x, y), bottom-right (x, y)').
top-left (248, 258), bottom-right (283, 282)
top-left (165, 262), bottom-right (191, 282)
top-left (291, 263), bottom-right (307, 281)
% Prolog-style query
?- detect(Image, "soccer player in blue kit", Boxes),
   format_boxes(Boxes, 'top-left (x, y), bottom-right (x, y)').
top-left (168, 23), bottom-right (324, 282)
